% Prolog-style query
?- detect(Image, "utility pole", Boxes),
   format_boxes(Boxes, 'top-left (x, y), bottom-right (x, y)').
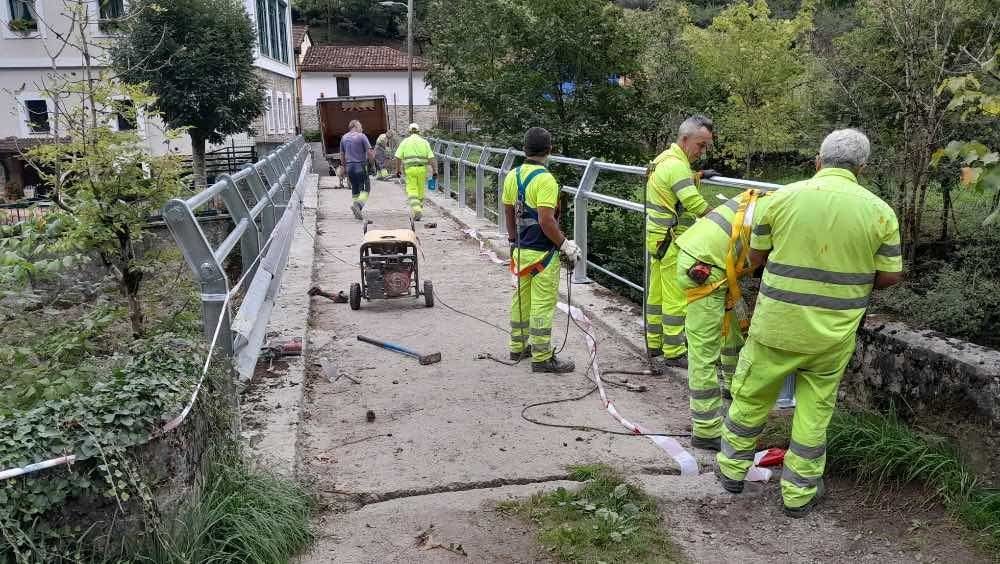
top-left (407, 0), bottom-right (414, 126)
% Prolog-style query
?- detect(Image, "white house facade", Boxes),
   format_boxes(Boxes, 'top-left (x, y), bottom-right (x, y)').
top-left (0, 0), bottom-right (299, 200)
top-left (299, 45), bottom-right (437, 134)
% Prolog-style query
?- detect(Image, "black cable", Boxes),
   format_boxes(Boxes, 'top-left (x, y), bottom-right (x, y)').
top-left (433, 289), bottom-right (511, 335)
top-left (519, 387), bottom-right (691, 438)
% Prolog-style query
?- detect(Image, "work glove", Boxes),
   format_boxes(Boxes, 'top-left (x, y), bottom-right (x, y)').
top-left (560, 239), bottom-right (582, 263)
top-left (699, 169), bottom-right (720, 180)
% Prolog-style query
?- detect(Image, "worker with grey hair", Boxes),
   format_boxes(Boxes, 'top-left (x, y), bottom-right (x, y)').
top-left (340, 119), bottom-right (375, 219)
top-left (716, 128), bottom-right (903, 518)
top-left (644, 115), bottom-right (719, 369)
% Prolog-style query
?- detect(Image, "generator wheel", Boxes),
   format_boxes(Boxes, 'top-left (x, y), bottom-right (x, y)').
top-left (423, 280), bottom-right (434, 308)
top-left (350, 283), bottom-right (362, 310)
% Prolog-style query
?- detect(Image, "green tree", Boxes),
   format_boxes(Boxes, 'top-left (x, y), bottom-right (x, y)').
top-left (683, 0), bottom-right (825, 174)
top-left (112, 0), bottom-right (266, 188)
top-left (425, 0), bottom-right (645, 160)
top-left (830, 0), bottom-right (996, 261)
top-left (4, 1), bottom-right (186, 336)
top-left (294, 0), bottom-right (402, 44)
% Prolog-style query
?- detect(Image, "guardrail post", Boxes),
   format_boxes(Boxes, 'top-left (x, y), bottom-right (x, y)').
top-left (241, 164), bottom-right (277, 241)
top-left (572, 158), bottom-right (599, 284)
top-left (475, 149), bottom-right (490, 218)
top-left (162, 200), bottom-right (233, 355)
top-left (443, 143), bottom-right (454, 196)
top-left (457, 143), bottom-right (471, 207)
top-left (497, 149), bottom-right (516, 237)
top-left (218, 174), bottom-right (261, 278)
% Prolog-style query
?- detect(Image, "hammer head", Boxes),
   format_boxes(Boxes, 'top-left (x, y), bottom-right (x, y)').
top-left (418, 352), bottom-right (442, 365)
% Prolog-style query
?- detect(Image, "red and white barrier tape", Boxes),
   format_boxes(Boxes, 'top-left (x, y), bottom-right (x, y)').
top-left (557, 302), bottom-right (700, 476)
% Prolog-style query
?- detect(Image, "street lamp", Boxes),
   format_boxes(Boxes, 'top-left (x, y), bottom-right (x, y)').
top-left (378, 0), bottom-right (414, 127)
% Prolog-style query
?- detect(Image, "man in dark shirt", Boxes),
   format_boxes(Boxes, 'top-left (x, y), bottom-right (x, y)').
top-left (340, 120), bottom-right (375, 219)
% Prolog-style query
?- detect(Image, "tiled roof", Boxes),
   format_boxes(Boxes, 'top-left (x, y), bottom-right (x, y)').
top-left (292, 25), bottom-right (309, 49)
top-left (0, 137), bottom-right (60, 155)
top-left (300, 45), bottom-right (428, 72)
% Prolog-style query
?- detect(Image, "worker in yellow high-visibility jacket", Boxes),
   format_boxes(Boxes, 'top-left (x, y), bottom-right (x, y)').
top-left (502, 127), bottom-right (581, 373)
top-left (715, 129), bottom-right (903, 518)
top-left (394, 123), bottom-right (437, 221)
top-left (674, 188), bottom-right (776, 451)
top-left (645, 115), bottom-right (717, 369)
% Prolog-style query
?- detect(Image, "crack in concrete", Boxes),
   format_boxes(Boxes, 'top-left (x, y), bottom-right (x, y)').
top-left (324, 474), bottom-right (581, 508)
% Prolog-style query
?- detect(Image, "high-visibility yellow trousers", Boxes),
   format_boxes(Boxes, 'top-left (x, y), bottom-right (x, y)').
top-left (404, 166), bottom-right (428, 214)
top-left (645, 233), bottom-right (686, 358)
top-left (509, 248), bottom-right (560, 363)
top-left (716, 335), bottom-right (855, 508)
top-left (676, 252), bottom-right (744, 439)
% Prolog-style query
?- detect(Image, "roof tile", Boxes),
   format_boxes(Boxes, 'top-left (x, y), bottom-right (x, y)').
top-left (301, 45), bottom-right (428, 72)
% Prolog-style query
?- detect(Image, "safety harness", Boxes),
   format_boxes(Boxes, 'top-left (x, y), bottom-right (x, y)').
top-left (510, 165), bottom-right (557, 278)
top-left (685, 189), bottom-right (763, 336)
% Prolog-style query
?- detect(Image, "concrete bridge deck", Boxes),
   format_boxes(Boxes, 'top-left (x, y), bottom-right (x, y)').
top-left (246, 172), bottom-right (988, 563)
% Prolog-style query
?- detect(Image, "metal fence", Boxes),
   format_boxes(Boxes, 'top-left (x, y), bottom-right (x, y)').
top-left (427, 136), bottom-right (796, 407)
top-left (163, 135), bottom-right (310, 380)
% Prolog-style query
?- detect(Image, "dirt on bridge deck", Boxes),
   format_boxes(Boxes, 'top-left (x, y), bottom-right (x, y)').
top-left (290, 175), bottom-right (993, 563)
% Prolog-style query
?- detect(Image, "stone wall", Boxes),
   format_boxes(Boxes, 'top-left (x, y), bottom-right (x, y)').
top-left (298, 104), bottom-right (437, 135)
top-left (844, 315), bottom-right (1000, 425)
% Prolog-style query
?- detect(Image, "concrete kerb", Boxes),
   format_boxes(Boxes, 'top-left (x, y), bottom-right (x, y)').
top-left (422, 189), bottom-right (682, 378)
top-left (240, 169), bottom-right (319, 477)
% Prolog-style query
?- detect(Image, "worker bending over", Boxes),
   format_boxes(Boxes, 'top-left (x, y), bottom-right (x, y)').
top-left (675, 187), bottom-right (775, 451)
top-left (503, 127), bottom-right (581, 373)
top-left (374, 129), bottom-right (396, 179)
top-left (395, 123), bottom-right (437, 221)
top-left (340, 120), bottom-right (375, 220)
top-left (645, 115), bottom-right (719, 368)
top-left (716, 129), bottom-right (903, 517)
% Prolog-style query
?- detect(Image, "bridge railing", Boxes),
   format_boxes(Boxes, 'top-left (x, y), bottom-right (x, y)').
top-left (427, 137), bottom-right (782, 290)
top-left (428, 136), bottom-right (795, 406)
top-left (163, 136), bottom-right (310, 379)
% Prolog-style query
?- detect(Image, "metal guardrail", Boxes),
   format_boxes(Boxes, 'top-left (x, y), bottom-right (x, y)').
top-left (428, 136), bottom-right (796, 407)
top-left (427, 137), bottom-right (782, 289)
top-left (163, 136), bottom-right (310, 371)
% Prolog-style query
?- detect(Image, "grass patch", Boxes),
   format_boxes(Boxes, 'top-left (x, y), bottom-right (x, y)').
top-left (826, 410), bottom-right (1000, 549)
top-left (133, 449), bottom-right (314, 563)
top-left (501, 464), bottom-right (684, 563)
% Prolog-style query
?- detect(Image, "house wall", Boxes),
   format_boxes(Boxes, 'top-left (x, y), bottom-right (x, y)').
top-left (300, 71), bottom-right (437, 133)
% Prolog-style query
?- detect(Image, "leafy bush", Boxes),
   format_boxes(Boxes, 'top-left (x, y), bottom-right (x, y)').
top-left (302, 129), bottom-right (322, 143)
top-left (0, 334), bottom-right (203, 559)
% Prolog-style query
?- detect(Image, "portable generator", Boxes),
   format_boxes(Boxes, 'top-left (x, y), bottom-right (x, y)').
top-left (349, 220), bottom-right (433, 309)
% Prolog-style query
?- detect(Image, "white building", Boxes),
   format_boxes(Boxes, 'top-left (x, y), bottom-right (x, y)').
top-left (299, 45), bottom-right (437, 135)
top-left (0, 0), bottom-right (299, 200)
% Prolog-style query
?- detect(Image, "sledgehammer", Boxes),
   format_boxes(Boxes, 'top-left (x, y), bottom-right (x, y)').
top-left (356, 335), bottom-right (442, 365)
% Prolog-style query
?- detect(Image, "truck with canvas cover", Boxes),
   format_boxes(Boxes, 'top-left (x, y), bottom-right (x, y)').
top-left (316, 95), bottom-right (390, 175)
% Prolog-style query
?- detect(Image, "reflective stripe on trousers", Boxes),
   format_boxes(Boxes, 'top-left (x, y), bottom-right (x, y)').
top-left (645, 233), bottom-right (687, 357)
top-left (404, 166), bottom-right (428, 212)
top-left (509, 248), bottom-right (561, 363)
top-left (716, 334), bottom-right (855, 508)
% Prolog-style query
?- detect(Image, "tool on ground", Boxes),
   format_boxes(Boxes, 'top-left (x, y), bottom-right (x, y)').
top-left (308, 286), bottom-right (348, 303)
top-left (350, 214), bottom-right (433, 310)
top-left (261, 338), bottom-right (302, 358)
top-left (755, 447), bottom-right (785, 467)
top-left (357, 335), bottom-right (441, 365)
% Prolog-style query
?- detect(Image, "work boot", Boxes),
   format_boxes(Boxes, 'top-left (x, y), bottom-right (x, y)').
top-left (783, 479), bottom-right (825, 518)
top-left (509, 350), bottom-right (530, 361)
top-left (413, 210), bottom-right (422, 221)
top-left (646, 348), bottom-right (663, 358)
top-left (715, 466), bottom-right (744, 494)
top-left (691, 435), bottom-right (722, 451)
top-left (663, 354), bottom-right (688, 369)
top-left (532, 355), bottom-right (575, 374)
top-left (351, 201), bottom-right (363, 220)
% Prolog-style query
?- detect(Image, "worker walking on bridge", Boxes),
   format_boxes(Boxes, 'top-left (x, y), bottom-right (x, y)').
top-left (715, 129), bottom-right (903, 517)
top-left (645, 115), bottom-right (718, 368)
top-left (503, 127), bottom-right (581, 373)
top-left (340, 120), bottom-right (375, 220)
top-left (674, 187), bottom-right (776, 450)
top-left (395, 123), bottom-right (437, 221)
